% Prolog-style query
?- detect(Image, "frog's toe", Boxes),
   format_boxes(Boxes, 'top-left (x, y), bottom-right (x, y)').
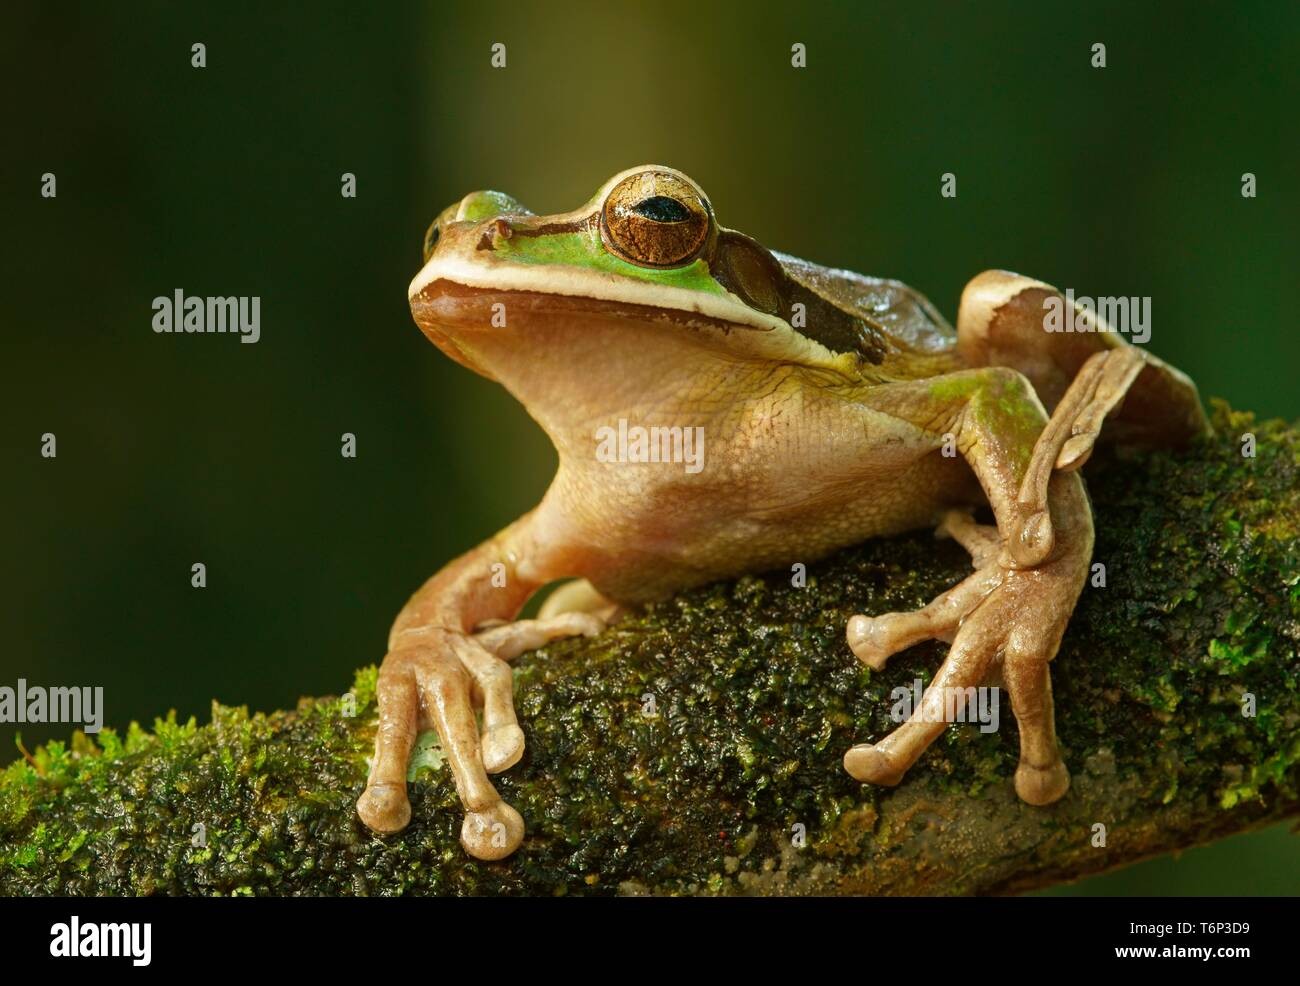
top-left (1051, 350), bottom-right (1147, 471)
top-left (1009, 508), bottom-right (1055, 568)
top-left (358, 656), bottom-right (424, 835)
top-left (560, 612), bottom-right (607, 638)
top-left (536, 578), bottom-right (623, 624)
top-left (1014, 347), bottom-right (1149, 546)
top-left (843, 743), bottom-right (905, 785)
top-left (1015, 759), bottom-right (1071, 805)
top-left (1055, 433), bottom-right (1097, 472)
top-left (936, 509), bottom-right (1001, 568)
top-left (473, 611), bottom-right (609, 662)
top-left (356, 782), bottom-right (412, 834)
top-left (846, 564), bottom-right (1004, 671)
top-left (846, 615), bottom-right (896, 670)
top-left (461, 800), bottom-right (525, 861)
top-left (481, 723), bottom-right (526, 773)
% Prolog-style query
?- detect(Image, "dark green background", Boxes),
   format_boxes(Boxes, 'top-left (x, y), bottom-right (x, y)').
top-left (3, 1), bottom-right (1296, 894)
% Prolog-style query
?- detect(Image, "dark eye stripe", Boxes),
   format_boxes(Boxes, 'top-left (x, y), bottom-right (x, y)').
top-left (632, 196), bottom-right (691, 223)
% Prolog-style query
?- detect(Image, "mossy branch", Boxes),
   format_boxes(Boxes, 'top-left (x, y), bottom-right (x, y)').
top-left (2, 403), bottom-right (1298, 895)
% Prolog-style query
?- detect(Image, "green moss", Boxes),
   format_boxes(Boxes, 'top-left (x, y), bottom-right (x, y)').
top-left (1, 403), bottom-right (1297, 896)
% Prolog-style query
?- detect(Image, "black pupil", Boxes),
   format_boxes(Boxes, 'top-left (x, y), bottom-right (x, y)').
top-left (633, 196), bottom-right (690, 223)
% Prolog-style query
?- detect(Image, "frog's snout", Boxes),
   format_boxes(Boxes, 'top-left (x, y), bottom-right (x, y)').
top-left (421, 190), bottom-right (534, 266)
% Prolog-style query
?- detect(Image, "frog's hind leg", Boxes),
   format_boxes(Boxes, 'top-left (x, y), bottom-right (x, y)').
top-left (956, 270), bottom-right (1210, 568)
top-left (956, 269), bottom-right (1210, 447)
top-left (1040, 347), bottom-right (1147, 473)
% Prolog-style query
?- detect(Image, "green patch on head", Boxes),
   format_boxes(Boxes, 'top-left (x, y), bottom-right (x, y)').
top-left (460, 190), bottom-right (532, 222)
top-left (495, 228), bottom-right (730, 296)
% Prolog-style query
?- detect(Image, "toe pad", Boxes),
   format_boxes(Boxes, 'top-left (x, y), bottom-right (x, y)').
top-left (357, 782), bottom-right (412, 834)
top-left (1015, 760), bottom-right (1070, 805)
top-left (844, 744), bottom-right (905, 786)
top-left (461, 801), bottom-right (525, 860)
top-left (846, 616), bottom-right (892, 670)
top-left (481, 723), bottom-right (526, 773)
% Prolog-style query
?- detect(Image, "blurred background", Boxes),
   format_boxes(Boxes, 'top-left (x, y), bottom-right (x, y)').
top-left (2, 1), bottom-right (1296, 893)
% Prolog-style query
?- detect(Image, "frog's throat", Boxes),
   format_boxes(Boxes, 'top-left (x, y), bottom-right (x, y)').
top-left (408, 252), bottom-right (789, 334)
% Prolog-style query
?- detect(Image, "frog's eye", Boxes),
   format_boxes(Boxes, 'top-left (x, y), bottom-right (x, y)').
top-left (601, 171), bottom-right (712, 267)
top-left (422, 220), bottom-right (441, 263)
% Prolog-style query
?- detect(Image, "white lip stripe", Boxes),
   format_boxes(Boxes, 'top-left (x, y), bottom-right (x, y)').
top-left (407, 252), bottom-right (788, 333)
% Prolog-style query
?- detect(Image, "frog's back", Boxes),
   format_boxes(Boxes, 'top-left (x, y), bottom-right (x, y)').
top-left (772, 250), bottom-right (962, 381)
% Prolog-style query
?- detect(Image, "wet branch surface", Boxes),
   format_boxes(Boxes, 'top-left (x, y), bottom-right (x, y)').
top-left (2, 403), bottom-right (1297, 895)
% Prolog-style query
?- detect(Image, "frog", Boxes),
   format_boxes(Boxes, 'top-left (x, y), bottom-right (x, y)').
top-left (357, 165), bottom-right (1209, 861)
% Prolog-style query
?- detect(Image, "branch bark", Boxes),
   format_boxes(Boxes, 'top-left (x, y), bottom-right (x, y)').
top-left (2, 403), bottom-right (1297, 895)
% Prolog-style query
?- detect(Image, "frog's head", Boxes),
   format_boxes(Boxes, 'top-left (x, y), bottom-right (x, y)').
top-left (408, 166), bottom-right (883, 426)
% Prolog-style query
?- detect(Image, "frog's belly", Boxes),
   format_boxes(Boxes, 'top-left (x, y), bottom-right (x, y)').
top-left (584, 450), bottom-right (982, 604)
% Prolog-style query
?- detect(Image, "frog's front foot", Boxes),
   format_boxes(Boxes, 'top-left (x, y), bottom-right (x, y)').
top-left (470, 612), bottom-right (605, 772)
top-left (357, 610), bottom-right (608, 860)
top-left (844, 492), bottom-right (1087, 806)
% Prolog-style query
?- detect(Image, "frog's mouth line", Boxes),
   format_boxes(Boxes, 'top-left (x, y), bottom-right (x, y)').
top-left (409, 279), bottom-right (771, 337)
top-left (408, 252), bottom-right (789, 333)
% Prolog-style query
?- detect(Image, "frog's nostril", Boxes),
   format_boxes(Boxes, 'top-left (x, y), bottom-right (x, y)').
top-left (477, 218), bottom-right (514, 251)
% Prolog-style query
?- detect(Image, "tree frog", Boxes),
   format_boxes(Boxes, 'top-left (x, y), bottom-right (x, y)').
top-left (357, 166), bottom-right (1209, 860)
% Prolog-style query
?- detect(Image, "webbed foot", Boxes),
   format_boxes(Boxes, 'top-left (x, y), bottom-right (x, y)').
top-left (844, 493), bottom-right (1087, 806)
